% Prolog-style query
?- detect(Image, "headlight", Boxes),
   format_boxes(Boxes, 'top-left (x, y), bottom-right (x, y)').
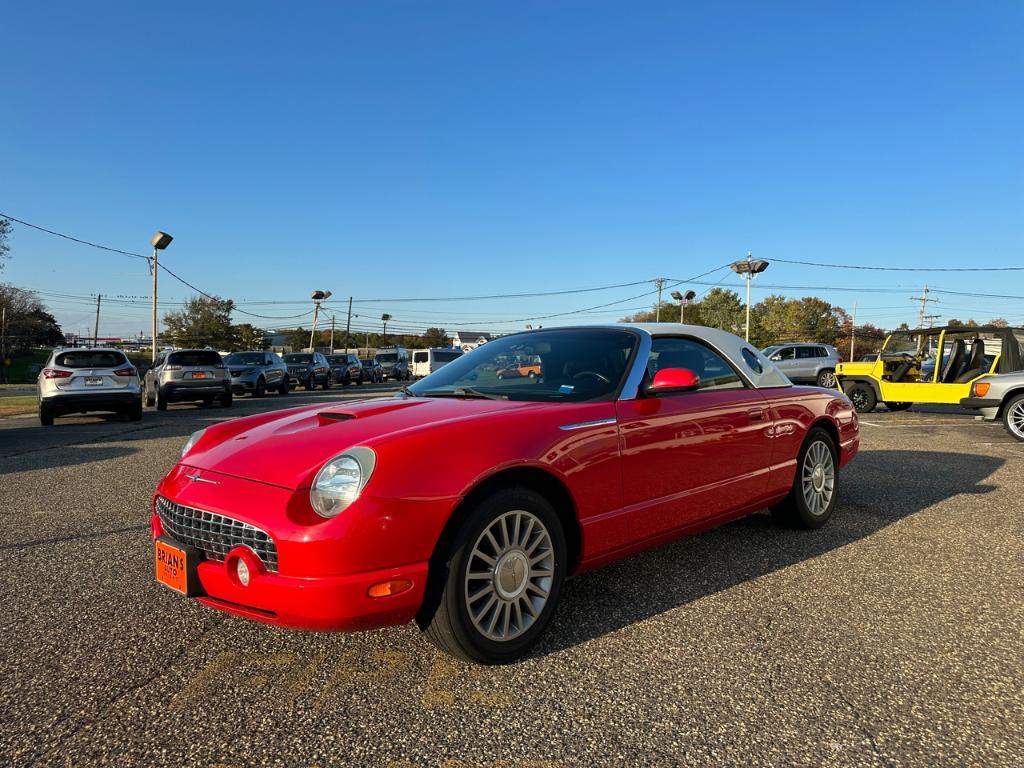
top-left (181, 429), bottom-right (206, 458)
top-left (309, 447), bottom-right (377, 518)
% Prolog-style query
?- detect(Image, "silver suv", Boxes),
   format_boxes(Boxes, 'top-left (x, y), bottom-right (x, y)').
top-left (761, 343), bottom-right (843, 388)
top-left (38, 347), bottom-right (143, 425)
top-left (144, 349), bottom-right (232, 410)
top-left (224, 351), bottom-right (290, 396)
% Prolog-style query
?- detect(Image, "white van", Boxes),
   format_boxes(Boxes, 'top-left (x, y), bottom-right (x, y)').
top-left (412, 348), bottom-right (463, 378)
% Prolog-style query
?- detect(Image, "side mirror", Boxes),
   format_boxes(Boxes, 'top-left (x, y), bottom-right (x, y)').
top-left (646, 367), bottom-right (700, 395)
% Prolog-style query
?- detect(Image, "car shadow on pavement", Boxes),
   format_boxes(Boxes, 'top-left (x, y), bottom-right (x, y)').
top-left (0, 443), bottom-right (141, 474)
top-left (537, 449), bottom-right (1004, 656)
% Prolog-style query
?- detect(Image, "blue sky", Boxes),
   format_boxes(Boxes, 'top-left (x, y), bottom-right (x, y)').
top-left (2, 1), bottom-right (1022, 338)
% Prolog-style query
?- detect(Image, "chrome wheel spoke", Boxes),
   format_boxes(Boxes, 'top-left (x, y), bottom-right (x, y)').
top-left (465, 509), bottom-right (555, 643)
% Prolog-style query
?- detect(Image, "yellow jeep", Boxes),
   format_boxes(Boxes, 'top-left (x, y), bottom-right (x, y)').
top-left (835, 325), bottom-right (1024, 413)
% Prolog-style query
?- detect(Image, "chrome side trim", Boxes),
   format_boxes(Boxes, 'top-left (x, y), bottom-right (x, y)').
top-left (558, 417), bottom-right (618, 431)
top-left (618, 329), bottom-right (653, 401)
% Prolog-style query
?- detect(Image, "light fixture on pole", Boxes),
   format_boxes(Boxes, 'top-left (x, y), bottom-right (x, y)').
top-left (381, 313), bottom-right (392, 345)
top-left (150, 231), bottom-right (173, 362)
top-left (670, 289), bottom-right (697, 323)
top-left (309, 290), bottom-right (332, 350)
top-left (729, 252), bottom-right (769, 341)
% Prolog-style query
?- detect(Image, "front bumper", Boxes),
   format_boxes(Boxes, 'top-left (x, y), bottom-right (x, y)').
top-left (960, 396), bottom-right (1001, 421)
top-left (151, 465), bottom-right (452, 631)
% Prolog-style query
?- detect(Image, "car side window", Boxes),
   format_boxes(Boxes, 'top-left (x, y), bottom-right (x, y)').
top-left (796, 346), bottom-right (817, 359)
top-left (776, 347), bottom-right (795, 361)
top-left (648, 338), bottom-right (745, 392)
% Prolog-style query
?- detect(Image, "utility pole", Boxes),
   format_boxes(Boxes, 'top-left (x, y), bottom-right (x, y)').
top-left (912, 284), bottom-right (939, 328)
top-left (655, 278), bottom-right (666, 321)
top-left (0, 305), bottom-right (6, 384)
top-left (93, 295), bottom-right (102, 347)
top-left (344, 296), bottom-right (353, 355)
top-left (365, 331), bottom-right (370, 357)
top-left (849, 303), bottom-right (857, 360)
top-left (329, 316), bottom-right (336, 352)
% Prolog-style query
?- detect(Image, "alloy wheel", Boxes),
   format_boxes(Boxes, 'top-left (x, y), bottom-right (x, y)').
top-left (819, 371), bottom-right (837, 388)
top-left (464, 510), bottom-right (554, 643)
top-left (1008, 400), bottom-right (1024, 440)
top-left (801, 440), bottom-right (835, 516)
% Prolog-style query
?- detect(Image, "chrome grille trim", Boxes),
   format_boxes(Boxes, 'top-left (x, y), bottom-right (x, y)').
top-left (155, 496), bottom-right (279, 572)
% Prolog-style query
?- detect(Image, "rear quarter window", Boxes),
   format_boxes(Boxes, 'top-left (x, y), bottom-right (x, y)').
top-left (54, 351), bottom-right (128, 368)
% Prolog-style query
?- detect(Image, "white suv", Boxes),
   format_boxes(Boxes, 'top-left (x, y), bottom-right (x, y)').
top-left (38, 347), bottom-right (143, 426)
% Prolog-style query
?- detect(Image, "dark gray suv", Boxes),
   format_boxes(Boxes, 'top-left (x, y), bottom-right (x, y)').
top-left (282, 352), bottom-right (331, 391)
top-left (225, 351), bottom-right (290, 396)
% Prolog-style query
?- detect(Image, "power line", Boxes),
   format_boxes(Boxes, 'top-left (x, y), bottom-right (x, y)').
top-left (0, 212), bottom-right (149, 261)
top-left (770, 257), bottom-right (1024, 272)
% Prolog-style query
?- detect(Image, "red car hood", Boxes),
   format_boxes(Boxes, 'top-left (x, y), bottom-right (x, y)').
top-left (181, 396), bottom-right (541, 489)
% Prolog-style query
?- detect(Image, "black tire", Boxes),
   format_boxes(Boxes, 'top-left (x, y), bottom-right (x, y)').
top-left (1002, 392), bottom-right (1024, 443)
top-left (816, 368), bottom-right (837, 388)
top-left (421, 486), bottom-right (567, 665)
top-left (156, 389), bottom-right (168, 411)
top-left (254, 377), bottom-right (266, 397)
top-left (145, 388), bottom-right (155, 408)
top-left (343, 373), bottom-right (351, 387)
top-left (884, 401), bottom-right (912, 412)
top-left (323, 375), bottom-right (332, 390)
top-left (39, 402), bottom-right (55, 426)
top-left (305, 377), bottom-right (315, 391)
top-left (771, 427), bottom-right (839, 529)
top-left (127, 400), bottom-right (143, 422)
top-left (844, 382), bottom-right (876, 413)
top-left (220, 390), bottom-right (233, 408)
top-left (279, 376), bottom-right (290, 395)
top-left (528, 370), bottom-right (537, 380)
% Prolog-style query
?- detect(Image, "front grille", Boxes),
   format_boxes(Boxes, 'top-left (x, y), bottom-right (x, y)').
top-left (155, 497), bottom-right (279, 572)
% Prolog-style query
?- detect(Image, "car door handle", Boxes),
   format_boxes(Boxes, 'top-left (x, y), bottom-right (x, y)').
top-left (747, 408), bottom-right (765, 422)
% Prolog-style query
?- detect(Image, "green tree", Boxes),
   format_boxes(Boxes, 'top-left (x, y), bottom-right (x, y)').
top-left (423, 327), bottom-right (449, 347)
top-left (231, 323), bottom-right (267, 351)
top-left (0, 284), bottom-right (65, 354)
top-left (0, 217), bottom-right (11, 272)
top-left (695, 288), bottom-right (745, 334)
top-left (163, 295), bottom-right (235, 348)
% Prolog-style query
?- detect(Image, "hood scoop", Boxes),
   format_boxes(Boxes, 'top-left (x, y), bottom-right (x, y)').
top-left (315, 398), bottom-right (425, 426)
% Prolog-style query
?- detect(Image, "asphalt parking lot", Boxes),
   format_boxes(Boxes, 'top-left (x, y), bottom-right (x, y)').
top-left (1, 391), bottom-right (1021, 767)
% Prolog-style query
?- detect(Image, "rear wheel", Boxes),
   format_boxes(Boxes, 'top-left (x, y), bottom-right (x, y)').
top-left (145, 388), bottom-right (155, 408)
top-left (39, 402), bottom-right (55, 426)
top-left (844, 382), bottom-right (876, 413)
top-left (816, 368), bottom-right (837, 388)
top-left (885, 401), bottom-right (912, 412)
top-left (220, 390), bottom-right (233, 408)
top-left (772, 427), bottom-right (838, 529)
top-left (421, 487), bottom-right (566, 664)
top-left (156, 389), bottom-right (168, 411)
top-left (1002, 393), bottom-right (1024, 442)
top-left (254, 377), bottom-right (266, 397)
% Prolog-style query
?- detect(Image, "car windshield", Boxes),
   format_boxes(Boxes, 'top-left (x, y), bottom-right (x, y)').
top-left (284, 354), bottom-right (312, 364)
top-left (884, 334), bottom-right (926, 355)
top-left (327, 356), bottom-right (349, 364)
top-left (360, 359), bottom-right (375, 366)
top-left (762, 345), bottom-right (781, 355)
top-left (167, 351), bottom-right (223, 366)
top-left (225, 352), bottom-right (265, 365)
top-left (407, 328), bottom-right (638, 403)
top-left (54, 350), bottom-right (128, 368)
top-left (377, 353), bottom-right (398, 362)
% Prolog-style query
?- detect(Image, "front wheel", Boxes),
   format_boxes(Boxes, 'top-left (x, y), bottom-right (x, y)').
top-left (421, 487), bottom-right (566, 664)
top-left (254, 377), bottom-right (266, 397)
top-left (1002, 393), bottom-right (1024, 443)
top-left (816, 368), bottom-right (837, 388)
top-left (323, 375), bottom-right (332, 390)
top-left (278, 376), bottom-right (290, 395)
top-left (844, 382), bottom-right (876, 413)
top-left (771, 427), bottom-right (839, 529)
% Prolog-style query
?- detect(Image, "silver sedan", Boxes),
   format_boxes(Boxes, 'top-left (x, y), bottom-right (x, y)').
top-left (961, 371), bottom-right (1024, 442)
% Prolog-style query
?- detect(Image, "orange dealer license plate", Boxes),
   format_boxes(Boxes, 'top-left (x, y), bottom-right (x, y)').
top-left (155, 537), bottom-right (202, 596)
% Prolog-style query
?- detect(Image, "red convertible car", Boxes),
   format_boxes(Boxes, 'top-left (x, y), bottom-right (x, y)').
top-left (152, 324), bottom-right (859, 663)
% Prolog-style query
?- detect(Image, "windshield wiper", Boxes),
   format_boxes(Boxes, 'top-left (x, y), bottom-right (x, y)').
top-left (399, 385), bottom-right (415, 398)
top-left (421, 386), bottom-right (507, 400)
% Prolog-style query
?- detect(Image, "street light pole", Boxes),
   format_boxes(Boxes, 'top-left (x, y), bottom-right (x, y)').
top-left (308, 290), bottom-right (332, 351)
top-left (381, 313), bottom-right (392, 346)
top-left (344, 296), bottom-right (353, 355)
top-left (670, 290), bottom-right (696, 324)
top-left (150, 231), bottom-right (173, 362)
top-left (729, 251), bottom-right (769, 342)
